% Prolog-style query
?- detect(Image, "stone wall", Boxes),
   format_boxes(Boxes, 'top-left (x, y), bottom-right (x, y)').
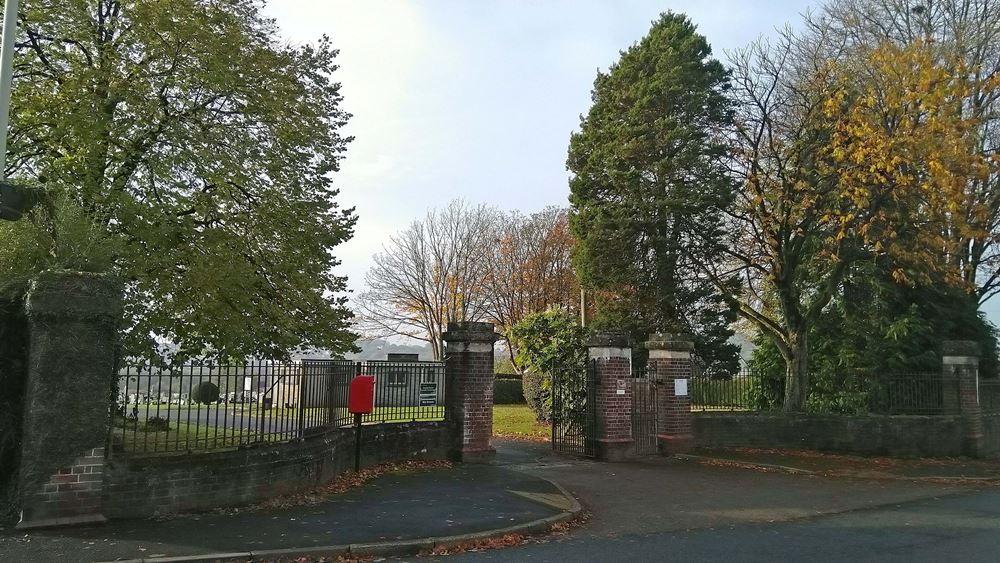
top-left (0, 290), bottom-right (28, 522)
top-left (693, 412), bottom-right (968, 458)
top-left (981, 414), bottom-right (1000, 457)
top-left (18, 271), bottom-right (122, 527)
top-left (103, 421), bottom-right (451, 519)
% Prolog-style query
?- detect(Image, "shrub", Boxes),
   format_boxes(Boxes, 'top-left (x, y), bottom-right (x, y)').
top-left (494, 377), bottom-right (525, 405)
top-left (191, 381), bottom-right (220, 405)
top-left (522, 371), bottom-right (548, 422)
top-left (143, 416), bottom-right (170, 432)
top-left (508, 308), bottom-right (588, 423)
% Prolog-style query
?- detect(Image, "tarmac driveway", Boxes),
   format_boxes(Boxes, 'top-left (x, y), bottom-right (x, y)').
top-left (433, 440), bottom-right (998, 562)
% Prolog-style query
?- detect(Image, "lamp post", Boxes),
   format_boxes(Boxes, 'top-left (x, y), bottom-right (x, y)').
top-left (0, 0), bottom-right (18, 177)
top-left (0, 0), bottom-right (30, 222)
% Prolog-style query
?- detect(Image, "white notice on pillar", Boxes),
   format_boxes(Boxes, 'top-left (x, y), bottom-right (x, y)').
top-left (675, 378), bottom-right (688, 396)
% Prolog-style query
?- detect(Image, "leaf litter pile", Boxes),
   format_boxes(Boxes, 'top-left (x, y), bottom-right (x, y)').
top-left (238, 509), bottom-right (592, 562)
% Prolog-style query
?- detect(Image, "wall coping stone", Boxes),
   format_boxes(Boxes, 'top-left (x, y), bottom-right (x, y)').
top-left (942, 340), bottom-right (981, 358)
top-left (586, 331), bottom-right (632, 348)
top-left (26, 270), bottom-right (122, 322)
top-left (442, 321), bottom-right (499, 344)
top-left (644, 332), bottom-right (694, 352)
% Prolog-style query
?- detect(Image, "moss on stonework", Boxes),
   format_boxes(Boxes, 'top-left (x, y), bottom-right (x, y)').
top-left (0, 285), bottom-right (28, 524)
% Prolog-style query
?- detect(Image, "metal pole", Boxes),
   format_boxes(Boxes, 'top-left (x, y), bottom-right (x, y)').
top-left (353, 412), bottom-right (363, 472)
top-left (0, 0), bottom-right (19, 178)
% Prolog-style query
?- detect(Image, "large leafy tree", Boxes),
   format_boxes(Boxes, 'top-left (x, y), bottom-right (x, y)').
top-left (567, 12), bottom-right (739, 373)
top-left (1, 0), bottom-right (357, 359)
top-left (719, 36), bottom-right (998, 411)
top-left (814, 0), bottom-right (1000, 304)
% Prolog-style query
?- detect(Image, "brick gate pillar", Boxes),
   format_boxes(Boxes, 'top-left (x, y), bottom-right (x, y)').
top-left (18, 271), bottom-right (122, 529)
top-left (943, 340), bottom-right (984, 458)
top-left (587, 332), bottom-right (634, 461)
top-left (443, 321), bottom-right (499, 463)
top-left (646, 333), bottom-right (695, 455)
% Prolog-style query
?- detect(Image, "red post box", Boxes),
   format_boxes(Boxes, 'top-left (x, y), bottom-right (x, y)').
top-left (349, 375), bottom-right (375, 414)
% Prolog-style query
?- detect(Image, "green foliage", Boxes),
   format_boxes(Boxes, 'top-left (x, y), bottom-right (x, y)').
top-left (191, 381), bottom-right (221, 405)
top-left (567, 12), bottom-right (738, 374)
top-left (143, 416), bottom-right (171, 432)
top-left (746, 341), bottom-right (787, 412)
top-left (493, 377), bottom-right (525, 405)
top-left (508, 308), bottom-right (588, 422)
top-left (0, 191), bottom-right (118, 287)
top-left (521, 371), bottom-right (547, 421)
top-left (494, 356), bottom-right (517, 375)
top-left (748, 261), bottom-right (1000, 413)
top-left (6, 1), bottom-right (357, 359)
top-left (690, 377), bottom-right (752, 410)
top-left (508, 308), bottom-right (588, 375)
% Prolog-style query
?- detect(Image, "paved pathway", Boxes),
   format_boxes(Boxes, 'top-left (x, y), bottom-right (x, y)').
top-left (0, 464), bottom-right (564, 563)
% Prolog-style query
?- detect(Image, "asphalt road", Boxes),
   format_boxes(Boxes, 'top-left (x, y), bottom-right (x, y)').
top-left (429, 441), bottom-right (1000, 563)
top-left (435, 489), bottom-right (1000, 562)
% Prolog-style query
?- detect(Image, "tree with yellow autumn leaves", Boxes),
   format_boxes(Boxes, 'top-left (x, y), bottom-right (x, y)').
top-left (714, 31), bottom-right (999, 411)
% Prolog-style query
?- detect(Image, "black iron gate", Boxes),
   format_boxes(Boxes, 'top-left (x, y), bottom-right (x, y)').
top-left (551, 360), bottom-right (598, 458)
top-left (631, 364), bottom-right (657, 456)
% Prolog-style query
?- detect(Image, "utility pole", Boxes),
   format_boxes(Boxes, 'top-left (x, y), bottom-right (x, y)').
top-left (0, 0), bottom-right (19, 177)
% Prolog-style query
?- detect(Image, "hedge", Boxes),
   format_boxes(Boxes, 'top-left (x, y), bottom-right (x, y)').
top-left (494, 376), bottom-right (525, 405)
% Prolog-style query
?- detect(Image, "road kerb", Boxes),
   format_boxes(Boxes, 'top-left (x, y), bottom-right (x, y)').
top-left (95, 475), bottom-right (581, 563)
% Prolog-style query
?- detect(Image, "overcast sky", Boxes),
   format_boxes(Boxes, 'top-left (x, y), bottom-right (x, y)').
top-left (261, 0), bottom-right (1000, 326)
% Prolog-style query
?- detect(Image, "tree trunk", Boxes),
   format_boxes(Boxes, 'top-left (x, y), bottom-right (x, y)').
top-left (782, 330), bottom-right (809, 412)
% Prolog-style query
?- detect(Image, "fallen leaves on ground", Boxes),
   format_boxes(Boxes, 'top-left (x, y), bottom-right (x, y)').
top-left (427, 533), bottom-right (526, 556)
top-left (158, 459), bottom-right (453, 520)
top-left (492, 431), bottom-right (550, 442)
top-left (695, 447), bottom-right (1000, 482)
top-left (248, 459), bottom-right (454, 512)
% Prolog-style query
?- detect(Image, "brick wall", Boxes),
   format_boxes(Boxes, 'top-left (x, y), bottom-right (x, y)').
top-left (650, 355), bottom-right (694, 455)
top-left (980, 414), bottom-right (1000, 457)
top-left (595, 357), bottom-right (632, 442)
top-left (694, 413), bottom-right (968, 458)
top-left (448, 350), bottom-right (494, 453)
top-left (103, 422), bottom-right (451, 519)
top-left (443, 322), bottom-right (498, 463)
top-left (21, 447), bottom-right (106, 524)
top-left (18, 271), bottom-right (121, 528)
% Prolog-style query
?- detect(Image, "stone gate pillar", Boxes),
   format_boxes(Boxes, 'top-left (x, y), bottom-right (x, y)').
top-left (18, 271), bottom-right (122, 529)
top-left (646, 333), bottom-right (695, 455)
top-left (443, 321), bottom-right (499, 463)
top-left (943, 340), bottom-right (984, 458)
top-left (587, 332), bottom-right (634, 461)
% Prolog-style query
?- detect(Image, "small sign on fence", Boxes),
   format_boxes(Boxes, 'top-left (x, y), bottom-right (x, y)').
top-left (419, 382), bottom-right (438, 406)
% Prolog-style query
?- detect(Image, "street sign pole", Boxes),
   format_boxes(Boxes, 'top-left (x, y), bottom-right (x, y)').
top-left (0, 0), bottom-right (20, 178)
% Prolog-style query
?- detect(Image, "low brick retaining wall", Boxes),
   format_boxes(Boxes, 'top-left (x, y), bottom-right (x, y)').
top-left (103, 421), bottom-right (451, 519)
top-left (982, 414), bottom-right (1000, 457)
top-left (693, 412), bottom-right (968, 458)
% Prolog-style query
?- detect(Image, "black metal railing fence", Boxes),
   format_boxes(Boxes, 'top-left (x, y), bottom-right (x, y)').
top-left (109, 359), bottom-right (446, 456)
top-left (686, 368), bottom-right (966, 415)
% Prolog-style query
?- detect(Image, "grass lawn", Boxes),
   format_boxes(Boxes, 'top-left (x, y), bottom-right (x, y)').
top-left (493, 404), bottom-right (549, 441)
